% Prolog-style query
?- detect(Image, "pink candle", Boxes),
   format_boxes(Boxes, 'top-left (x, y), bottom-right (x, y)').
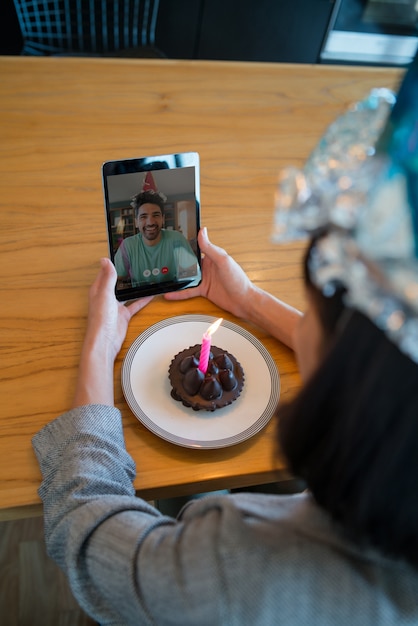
top-left (198, 318), bottom-right (223, 374)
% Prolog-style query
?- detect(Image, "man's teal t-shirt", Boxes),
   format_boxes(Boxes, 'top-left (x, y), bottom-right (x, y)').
top-left (115, 229), bottom-right (199, 286)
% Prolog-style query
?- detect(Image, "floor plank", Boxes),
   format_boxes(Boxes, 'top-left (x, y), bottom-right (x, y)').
top-left (0, 516), bottom-right (96, 626)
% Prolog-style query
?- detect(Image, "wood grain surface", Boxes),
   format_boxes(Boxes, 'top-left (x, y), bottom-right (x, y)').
top-left (0, 57), bottom-right (402, 519)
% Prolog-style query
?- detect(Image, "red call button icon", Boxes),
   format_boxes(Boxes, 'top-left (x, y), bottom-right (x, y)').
top-left (161, 267), bottom-right (169, 274)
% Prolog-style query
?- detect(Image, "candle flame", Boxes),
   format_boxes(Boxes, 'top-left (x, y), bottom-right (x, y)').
top-left (207, 317), bottom-right (223, 336)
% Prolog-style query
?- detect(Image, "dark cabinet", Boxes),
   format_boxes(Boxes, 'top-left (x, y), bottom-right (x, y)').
top-left (156, 0), bottom-right (202, 60)
top-left (156, 0), bottom-right (335, 64)
top-left (196, 0), bottom-right (335, 63)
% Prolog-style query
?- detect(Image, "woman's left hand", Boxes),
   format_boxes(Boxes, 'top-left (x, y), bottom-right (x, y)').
top-left (72, 259), bottom-right (153, 408)
top-left (86, 258), bottom-right (153, 362)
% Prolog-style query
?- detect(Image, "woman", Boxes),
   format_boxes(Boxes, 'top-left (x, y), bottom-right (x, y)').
top-left (33, 58), bottom-right (418, 624)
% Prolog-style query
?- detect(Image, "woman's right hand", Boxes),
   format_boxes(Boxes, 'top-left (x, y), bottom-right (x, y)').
top-left (165, 227), bottom-right (254, 320)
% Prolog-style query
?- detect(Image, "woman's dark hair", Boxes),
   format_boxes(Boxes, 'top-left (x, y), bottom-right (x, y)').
top-left (278, 235), bottom-right (418, 566)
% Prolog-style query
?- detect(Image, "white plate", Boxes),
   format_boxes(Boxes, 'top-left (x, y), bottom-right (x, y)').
top-left (122, 315), bottom-right (280, 449)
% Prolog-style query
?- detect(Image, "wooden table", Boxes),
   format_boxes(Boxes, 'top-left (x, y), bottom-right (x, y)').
top-left (0, 56), bottom-right (401, 520)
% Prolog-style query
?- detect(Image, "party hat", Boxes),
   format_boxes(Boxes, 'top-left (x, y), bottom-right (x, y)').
top-left (272, 50), bottom-right (418, 363)
top-left (142, 171), bottom-right (158, 193)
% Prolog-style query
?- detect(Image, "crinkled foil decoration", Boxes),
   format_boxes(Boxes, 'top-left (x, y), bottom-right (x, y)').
top-left (272, 87), bottom-right (418, 364)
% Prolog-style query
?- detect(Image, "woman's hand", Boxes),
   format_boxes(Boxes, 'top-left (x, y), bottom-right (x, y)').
top-left (165, 227), bottom-right (254, 320)
top-left (72, 258), bottom-right (153, 407)
top-left (86, 258), bottom-right (153, 362)
top-left (165, 228), bottom-right (301, 349)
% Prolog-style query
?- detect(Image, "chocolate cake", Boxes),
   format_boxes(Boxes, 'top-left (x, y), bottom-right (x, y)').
top-left (169, 344), bottom-right (245, 412)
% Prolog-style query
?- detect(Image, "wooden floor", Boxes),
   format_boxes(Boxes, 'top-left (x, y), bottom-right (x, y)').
top-left (0, 516), bottom-right (96, 626)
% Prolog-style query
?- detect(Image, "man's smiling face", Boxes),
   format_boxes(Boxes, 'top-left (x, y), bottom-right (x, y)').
top-left (136, 203), bottom-right (164, 245)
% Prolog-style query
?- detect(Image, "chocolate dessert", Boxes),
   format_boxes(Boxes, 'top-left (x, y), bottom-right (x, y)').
top-left (169, 344), bottom-right (245, 411)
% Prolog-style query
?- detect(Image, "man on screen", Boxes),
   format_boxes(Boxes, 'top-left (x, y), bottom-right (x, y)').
top-left (114, 173), bottom-right (200, 289)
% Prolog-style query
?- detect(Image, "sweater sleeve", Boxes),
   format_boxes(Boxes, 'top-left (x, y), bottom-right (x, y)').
top-left (32, 405), bottom-right (172, 624)
top-left (32, 405), bottom-right (235, 626)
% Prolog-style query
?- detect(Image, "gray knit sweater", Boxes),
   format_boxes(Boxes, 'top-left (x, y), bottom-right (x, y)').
top-left (32, 404), bottom-right (418, 625)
